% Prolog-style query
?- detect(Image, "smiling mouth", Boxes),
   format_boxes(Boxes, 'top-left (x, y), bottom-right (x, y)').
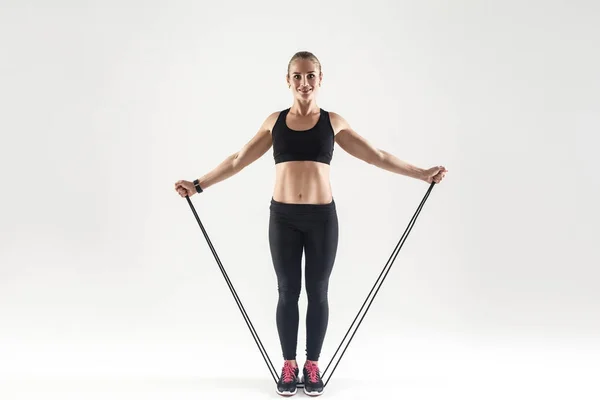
top-left (299, 88), bottom-right (312, 93)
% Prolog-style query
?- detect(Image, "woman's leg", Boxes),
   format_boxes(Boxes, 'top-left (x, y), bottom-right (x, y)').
top-left (303, 210), bottom-right (339, 362)
top-left (269, 210), bottom-right (304, 361)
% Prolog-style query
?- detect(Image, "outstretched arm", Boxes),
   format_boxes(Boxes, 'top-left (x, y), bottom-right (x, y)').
top-left (331, 112), bottom-right (447, 183)
top-left (174, 112), bottom-right (277, 197)
top-left (198, 113), bottom-right (277, 190)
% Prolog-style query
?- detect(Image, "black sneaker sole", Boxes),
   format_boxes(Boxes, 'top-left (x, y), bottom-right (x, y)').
top-left (303, 387), bottom-right (324, 396)
top-left (299, 376), bottom-right (324, 397)
top-left (275, 387), bottom-right (297, 396)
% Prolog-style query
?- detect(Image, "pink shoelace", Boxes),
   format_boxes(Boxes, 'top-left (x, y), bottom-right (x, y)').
top-left (281, 361), bottom-right (296, 383)
top-left (305, 361), bottom-right (320, 383)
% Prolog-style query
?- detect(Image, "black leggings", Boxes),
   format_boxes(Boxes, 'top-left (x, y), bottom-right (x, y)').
top-left (268, 198), bottom-right (339, 362)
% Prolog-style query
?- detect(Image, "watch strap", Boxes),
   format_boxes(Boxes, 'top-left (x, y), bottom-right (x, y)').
top-left (193, 179), bottom-right (203, 193)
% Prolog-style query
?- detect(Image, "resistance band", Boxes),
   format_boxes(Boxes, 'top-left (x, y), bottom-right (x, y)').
top-left (184, 181), bottom-right (436, 387)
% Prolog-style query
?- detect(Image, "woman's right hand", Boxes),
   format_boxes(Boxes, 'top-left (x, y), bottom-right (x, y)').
top-left (174, 180), bottom-right (196, 198)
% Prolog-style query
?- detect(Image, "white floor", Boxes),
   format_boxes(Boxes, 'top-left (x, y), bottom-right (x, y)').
top-left (1, 370), bottom-right (597, 400)
top-left (2, 339), bottom-right (598, 400)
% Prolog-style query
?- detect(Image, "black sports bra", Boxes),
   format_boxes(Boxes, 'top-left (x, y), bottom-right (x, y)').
top-left (271, 108), bottom-right (335, 165)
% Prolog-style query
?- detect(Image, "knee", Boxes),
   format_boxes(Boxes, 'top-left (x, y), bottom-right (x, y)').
top-left (278, 284), bottom-right (301, 304)
top-left (306, 281), bottom-right (329, 303)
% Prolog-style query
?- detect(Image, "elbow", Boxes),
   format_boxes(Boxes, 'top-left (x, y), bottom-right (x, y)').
top-left (368, 149), bottom-right (384, 165)
top-left (231, 152), bottom-right (242, 173)
top-left (231, 152), bottom-right (247, 173)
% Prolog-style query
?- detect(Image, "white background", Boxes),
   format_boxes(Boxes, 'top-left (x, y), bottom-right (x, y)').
top-left (1, 0), bottom-right (598, 399)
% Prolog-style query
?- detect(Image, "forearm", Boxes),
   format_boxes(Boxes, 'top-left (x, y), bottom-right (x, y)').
top-left (197, 152), bottom-right (241, 190)
top-left (374, 149), bottom-right (425, 180)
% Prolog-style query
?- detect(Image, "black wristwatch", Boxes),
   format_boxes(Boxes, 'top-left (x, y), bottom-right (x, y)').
top-left (193, 179), bottom-right (203, 193)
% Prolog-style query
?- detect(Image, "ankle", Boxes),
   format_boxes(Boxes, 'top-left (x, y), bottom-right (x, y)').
top-left (305, 360), bottom-right (318, 367)
top-left (285, 359), bottom-right (298, 368)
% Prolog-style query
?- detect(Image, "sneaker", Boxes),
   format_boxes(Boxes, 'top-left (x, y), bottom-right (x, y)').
top-left (302, 360), bottom-right (324, 396)
top-left (276, 360), bottom-right (299, 396)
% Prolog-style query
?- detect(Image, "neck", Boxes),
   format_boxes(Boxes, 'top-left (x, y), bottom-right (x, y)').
top-left (290, 99), bottom-right (320, 116)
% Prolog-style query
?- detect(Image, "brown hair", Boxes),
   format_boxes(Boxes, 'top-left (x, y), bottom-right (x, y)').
top-left (287, 51), bottom-right (322, 77)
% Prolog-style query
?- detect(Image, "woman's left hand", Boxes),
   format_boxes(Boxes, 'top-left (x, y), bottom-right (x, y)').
top-left (422, 166), bottom-right (448, 184)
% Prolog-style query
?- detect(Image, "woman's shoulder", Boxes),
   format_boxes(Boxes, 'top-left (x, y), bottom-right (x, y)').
top-left (326, 110), bottom-right (346, 122)
top-left (261, 109), bottom-right (286, 133)
top-left (323, 110), bottom-right (350, 135)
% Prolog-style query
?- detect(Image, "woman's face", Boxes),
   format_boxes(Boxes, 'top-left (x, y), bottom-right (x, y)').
top-left (287, 59), bottom-right (322, 100)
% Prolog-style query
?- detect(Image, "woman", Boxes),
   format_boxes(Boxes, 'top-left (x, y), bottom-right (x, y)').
top-left (175, 51), bottom-right (447, 397)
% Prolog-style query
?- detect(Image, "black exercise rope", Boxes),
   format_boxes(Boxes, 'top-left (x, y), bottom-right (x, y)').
top-left (184, 193), bottom-right (280, 384)
top-left (184, 181), bottom-right (436, 387)
top-left (321, 181), bottom-right (435, 386)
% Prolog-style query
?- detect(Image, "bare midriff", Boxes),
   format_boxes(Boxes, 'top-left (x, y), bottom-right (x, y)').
top-left (272, 161), bottom-right (333, 204)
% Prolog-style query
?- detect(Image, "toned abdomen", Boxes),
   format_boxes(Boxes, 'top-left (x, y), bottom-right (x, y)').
top-left (272, 161), bottom-right (333, 204)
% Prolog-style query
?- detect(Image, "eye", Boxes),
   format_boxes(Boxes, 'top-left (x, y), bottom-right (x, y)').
top-left (308, 74), bottom-right (315, 78)
top-left (294, 75), bottom-right (301, 79)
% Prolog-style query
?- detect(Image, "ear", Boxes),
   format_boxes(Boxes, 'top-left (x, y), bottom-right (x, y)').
top-left (286, 74), bottom-right (290, 87)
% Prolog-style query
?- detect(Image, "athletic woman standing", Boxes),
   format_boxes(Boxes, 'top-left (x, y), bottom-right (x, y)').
top-left (175, 51), bottom-right (447, 397)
